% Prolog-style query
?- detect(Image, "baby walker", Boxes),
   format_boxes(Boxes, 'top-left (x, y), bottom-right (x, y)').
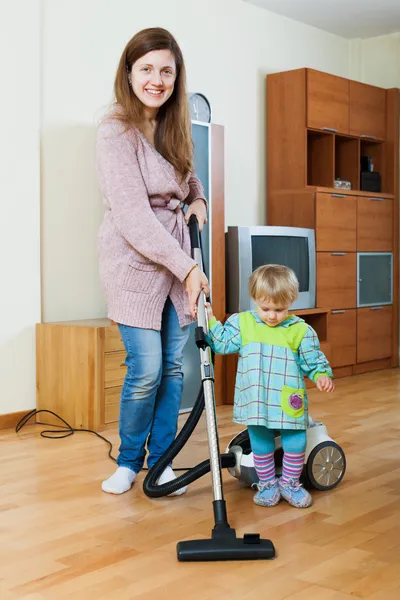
top-left (143, 215), bottom-right (346, 562)
top-left (226, 421), bottom-right (346, 491)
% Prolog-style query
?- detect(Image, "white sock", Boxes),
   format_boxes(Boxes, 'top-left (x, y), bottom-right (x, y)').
top-left (157, 466), bottom-right (188, 496)
top-left (102, 466), bottom-right (136, 495)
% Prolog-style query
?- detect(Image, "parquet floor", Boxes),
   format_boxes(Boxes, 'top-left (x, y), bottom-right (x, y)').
top-left (1, 369), bottom-right (400, 599)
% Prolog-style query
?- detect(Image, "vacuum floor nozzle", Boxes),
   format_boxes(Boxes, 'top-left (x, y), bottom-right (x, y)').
top-left (177, 527), bottom-right (275, 562)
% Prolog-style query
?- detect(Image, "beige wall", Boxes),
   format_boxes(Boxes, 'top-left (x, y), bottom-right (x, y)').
top-left (0, 0), bottom-right (41, 415)
top-left (350, 33), bottom-right (400, 88)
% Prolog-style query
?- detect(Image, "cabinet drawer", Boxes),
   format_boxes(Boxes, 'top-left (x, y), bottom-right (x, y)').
top-left (357, 306), bottom-right (392, 363)
top-left (357, 197), bottom-right (393, 251)
top-left (329, 309), bottom-right (356, 367)
top-left (307, 70), bottom-right (349, 134)
top-left (316, 193), bottom-right (356, 251)
top-left (104, 386), bottom-right (121, 424)
top-left (317, 252), bottom-right (357, 309)
top-left (349, 81), bottom-right (386, 140)
top-left (104, 351), bottom-right (127, 388)
top-left (104, 325), bottom-right (125, 353)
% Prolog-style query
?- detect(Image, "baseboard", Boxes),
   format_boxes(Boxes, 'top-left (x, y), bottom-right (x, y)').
top-left (353, 358), bottom-right (392, 375)
top-left (332, 366), bottom-right (354, 379)
top-left (0, 410), bottom-right (32, 431)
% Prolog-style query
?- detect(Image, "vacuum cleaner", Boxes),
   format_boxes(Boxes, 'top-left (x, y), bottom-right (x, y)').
top-left (143, 215), bottom-right (346, 561)
top-left (143, 215), bottom-right (276, 562)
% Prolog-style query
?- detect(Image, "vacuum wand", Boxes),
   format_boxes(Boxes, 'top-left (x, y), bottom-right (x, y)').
top-left (177, 215), bottom-right (275, 562)
top-left (190, 242), bottom-right (224, 504)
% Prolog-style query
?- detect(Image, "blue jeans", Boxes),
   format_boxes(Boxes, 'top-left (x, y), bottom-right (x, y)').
top-left (117, 298), bottom-right (190, 473)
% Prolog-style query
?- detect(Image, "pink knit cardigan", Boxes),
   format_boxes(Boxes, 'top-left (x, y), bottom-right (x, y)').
top-left (96, 117), bottom-right (206, 330)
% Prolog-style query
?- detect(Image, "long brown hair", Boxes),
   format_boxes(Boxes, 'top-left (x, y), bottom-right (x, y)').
top-left (113, 27), bottom-right (193, 179)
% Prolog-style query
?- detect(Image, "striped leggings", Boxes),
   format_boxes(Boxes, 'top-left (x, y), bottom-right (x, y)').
top-left (248, 425), bottom-right (307, 484)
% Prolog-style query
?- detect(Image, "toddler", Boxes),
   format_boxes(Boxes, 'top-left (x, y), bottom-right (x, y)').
top-left (205, 264), bottom-right (334, 508)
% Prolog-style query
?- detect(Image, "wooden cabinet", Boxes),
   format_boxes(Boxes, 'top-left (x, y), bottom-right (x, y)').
top-left (329, 309), bottom-right (357, 367)
top-left (307, 70), bottom-right (349, 134)
top-left (316, 192), bottom-right (356, 251)
top-left (357, 306), bottom-right (392, 363)
top-left (36, 319), bottom-right (126, 431)
top-left (317, 252), bottom-right (357, 309)
top-left (350, 81), bottom-right (386, 140)
top-left (267, 68), bottom-right (399, 378)
top-left (357, 196), bottom-right (393, 251)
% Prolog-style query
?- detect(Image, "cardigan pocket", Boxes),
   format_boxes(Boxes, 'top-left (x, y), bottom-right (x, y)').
top-left (122, 261), bottom-right (158, 293)
top-left (281, 385), bottom-right (305, 419)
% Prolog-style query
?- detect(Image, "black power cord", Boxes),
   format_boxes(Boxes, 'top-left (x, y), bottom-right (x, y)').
top-left (15, 409), bottom-right (193, 471)
top-left (15, 409), bottom-right (117, 462)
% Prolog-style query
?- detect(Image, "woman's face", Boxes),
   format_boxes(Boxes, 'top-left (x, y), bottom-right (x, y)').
top-left (130, 49), bottom-right (176, 114)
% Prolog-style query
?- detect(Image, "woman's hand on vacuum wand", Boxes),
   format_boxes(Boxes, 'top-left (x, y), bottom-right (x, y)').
top-left (185, 199), bottom-right (207, 232)
top-left (185, 266), bottom-right (210, 318)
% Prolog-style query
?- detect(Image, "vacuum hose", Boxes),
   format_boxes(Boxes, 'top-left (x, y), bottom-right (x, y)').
top-left (143, 386), bottom-right (235, 497)
top-left (143, 215), bottom-right (235, 497)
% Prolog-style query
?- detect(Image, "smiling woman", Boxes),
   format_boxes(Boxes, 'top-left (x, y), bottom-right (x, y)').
top-left (96, 28), bottom-right (209, 497)
top-left (113, 27), bottom-right (194, 179)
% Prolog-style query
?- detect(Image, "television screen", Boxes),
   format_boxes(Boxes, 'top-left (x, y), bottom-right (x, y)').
top-left (251, 236), bottom-right (310, 293)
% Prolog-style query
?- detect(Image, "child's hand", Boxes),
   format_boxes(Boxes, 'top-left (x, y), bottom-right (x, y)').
top-left (204, 301), bottom-right (214, 320)
top-left (316, 376), bottom-right (335, 393)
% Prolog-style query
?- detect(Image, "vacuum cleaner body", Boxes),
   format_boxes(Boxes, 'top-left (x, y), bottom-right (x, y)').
top-left (227, 417), bottom-right (346, 491)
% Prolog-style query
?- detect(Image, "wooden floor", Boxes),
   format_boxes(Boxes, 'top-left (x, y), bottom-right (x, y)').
top-left (1, 369), bottom-right (400, 599)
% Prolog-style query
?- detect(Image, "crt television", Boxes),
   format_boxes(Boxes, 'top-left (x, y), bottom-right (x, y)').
top-left (226, 226), bottom-right (316, 312)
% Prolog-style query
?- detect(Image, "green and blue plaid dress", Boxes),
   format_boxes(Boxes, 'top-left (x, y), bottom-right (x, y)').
top-left (207, 311), bottom-right (332, 430)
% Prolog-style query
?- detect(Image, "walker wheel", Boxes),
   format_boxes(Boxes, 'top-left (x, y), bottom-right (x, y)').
top-left (304, 441), bottom-right (346, 491)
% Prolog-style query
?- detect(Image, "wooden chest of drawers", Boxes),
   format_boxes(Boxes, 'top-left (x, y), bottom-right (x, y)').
top-left (36, 318), bottom-right (226, 431)
top-left (36, 319), bottom-right (127, 431)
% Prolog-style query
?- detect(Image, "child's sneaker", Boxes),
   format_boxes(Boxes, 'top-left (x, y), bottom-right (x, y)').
top-left (279, 478), bottom-right (312, 508)
top-left (253, 478), bottom-right (281, 507)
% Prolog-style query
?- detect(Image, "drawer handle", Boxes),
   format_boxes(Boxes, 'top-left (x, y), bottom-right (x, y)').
top-left (369, 197), bottom-right (384, 201)
top-left (331, 310), bottom-right (346, 314)
top-left (370, 306), bottom-right (383, 310)
top-left (331, 252), bottom-right (346, 256)
top-left (331, 194), bottom-right (347, 198)
top-left (322, 127), bottom-right (338, 133)
top-left (360, 134), bottom-right (377, 140)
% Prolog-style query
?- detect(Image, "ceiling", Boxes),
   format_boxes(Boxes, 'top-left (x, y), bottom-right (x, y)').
top-left (243, 0), bottom-right (400, 39)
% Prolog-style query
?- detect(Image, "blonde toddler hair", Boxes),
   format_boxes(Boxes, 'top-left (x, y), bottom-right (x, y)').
top-left (248, 264), bottom-right (299, 306)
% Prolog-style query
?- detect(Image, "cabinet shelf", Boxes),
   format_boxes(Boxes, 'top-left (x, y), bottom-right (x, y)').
top-left (335, 135), bottom-right (359, 190)
top-left (307, 130), bottom-right (334, 187)
top-left (289, 307), bottom-right (328, 342)
top-left (306, 130), bottom-right (388, 194)
top-left (306, 186), bottom-right (394, 199)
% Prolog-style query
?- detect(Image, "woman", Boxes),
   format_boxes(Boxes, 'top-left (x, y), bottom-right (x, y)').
top-left (96, 28), bottom-right (209, 495)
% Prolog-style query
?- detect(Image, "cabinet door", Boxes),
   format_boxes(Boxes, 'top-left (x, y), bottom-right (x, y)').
top-left (357, 306), bottom-right (392, 363)
top-left (349, 81), bottom-right (386, 140)
top-left (317, 252), bottom-right (357, 309)
top-left (316, 193), bottom-right (356, 251)
top-left (329, 309), bottom-right (356, 367)
top-left (357, 197), bottom-right (393, 251)
top-left (307, 70), bottom-right (349, 134)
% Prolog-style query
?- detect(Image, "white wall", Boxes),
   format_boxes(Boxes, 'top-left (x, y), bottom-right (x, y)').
top-left (350, 33), bottom-right (400, 88)
top-left (41, 0), bottom-right (350, 325)
top-left (0, 1), bottom-right (41, 415)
